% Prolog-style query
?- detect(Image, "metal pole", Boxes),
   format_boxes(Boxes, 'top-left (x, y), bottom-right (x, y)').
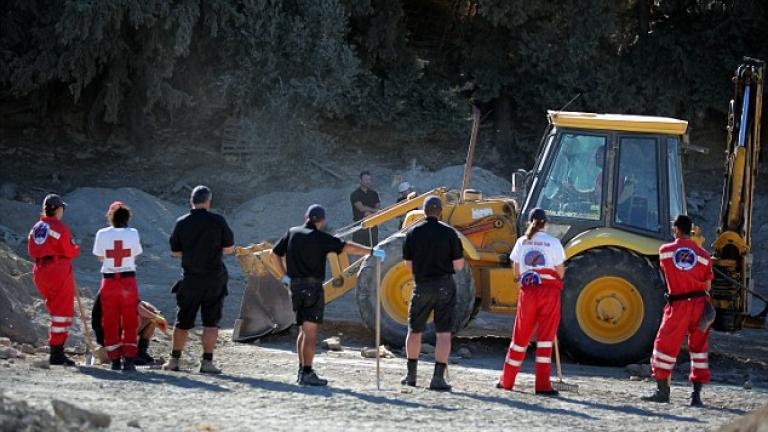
top-left (460, 105), bottom-right (481, 201)
top-left (370, 229), bottom-right (382, 390)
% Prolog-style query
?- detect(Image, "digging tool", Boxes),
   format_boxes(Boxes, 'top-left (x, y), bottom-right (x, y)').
top-left (74, 284), bottom-right (103, 366)
top-left (552, 337), bottom-right (579, 393)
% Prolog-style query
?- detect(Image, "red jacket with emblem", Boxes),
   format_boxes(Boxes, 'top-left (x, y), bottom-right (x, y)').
top-left (658, 238), bottom-right (713, 295)
top-left (27, 216), bottom-right (80, 260)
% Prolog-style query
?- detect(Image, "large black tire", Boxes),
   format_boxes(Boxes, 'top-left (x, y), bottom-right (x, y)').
top-left (559, 247), bottom-right (665, 365)
top-left (356, 234), bottom-right (476, 347)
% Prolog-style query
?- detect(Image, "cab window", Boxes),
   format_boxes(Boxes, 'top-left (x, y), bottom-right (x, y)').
top-left (536, 133), bottom-right (606, 221)
top-left (614, 137), bottom-right (661, 233)
top-left (667, 137), bottom-right (685, 220)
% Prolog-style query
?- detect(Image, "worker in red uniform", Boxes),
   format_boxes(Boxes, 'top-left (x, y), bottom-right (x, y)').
top-left (27, 194), bottom-right (80, 366)
top-left (497, 208), bottom-right (565, 396)
top-left (93, 201), bottom-right (143, 372)
top-left (643, 214), bottom-right (713, 406)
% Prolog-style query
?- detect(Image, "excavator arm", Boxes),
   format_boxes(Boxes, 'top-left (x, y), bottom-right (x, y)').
top-left (711, 58), bottom-right (764, 331)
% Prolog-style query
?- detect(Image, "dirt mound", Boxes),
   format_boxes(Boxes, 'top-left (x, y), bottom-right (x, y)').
top-left (0, 243), bottom-right (48, 344)
top-left (231, 165), bottom-right (512, 245)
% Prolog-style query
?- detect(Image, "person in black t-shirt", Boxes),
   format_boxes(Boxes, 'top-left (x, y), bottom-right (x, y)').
top-left (350, 171), bottom-right (380, 246)
top-left (270, 204), bottom-right (385, 386)
top-left (163, 185), bottom-right (235, 374)
top-left (401, 196), bottom-right (465, 391)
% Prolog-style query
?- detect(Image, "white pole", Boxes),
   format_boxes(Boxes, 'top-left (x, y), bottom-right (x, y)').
top-left (375, 258), bottom-right (382, 390)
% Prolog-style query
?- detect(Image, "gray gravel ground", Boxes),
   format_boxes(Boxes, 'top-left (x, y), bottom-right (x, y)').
top-left (1, 324), bottom-right (767, 432)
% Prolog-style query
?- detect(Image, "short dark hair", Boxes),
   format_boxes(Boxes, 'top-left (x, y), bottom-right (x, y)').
top-left (359, 171), bottom-right (371, 179)
top-left (110, 207), bottom-right (131, 228)
top-left (191, 185), bottom-right (212, 205)
top-left (673, 214), bottom-right (693, 235)
top-left (425, 207), bottom-right (442, 218)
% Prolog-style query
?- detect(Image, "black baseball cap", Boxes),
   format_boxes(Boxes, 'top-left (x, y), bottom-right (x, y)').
top-left (423, 195), bottom-right (442, 211)
top-left (529, 207), bottom-right (547, 222)
top-left (306, 204), bottom-right (326, 222)
top-left (673, 214), bottom-right (693, 234)
top-left (43, 194), bottom-right (67, 213)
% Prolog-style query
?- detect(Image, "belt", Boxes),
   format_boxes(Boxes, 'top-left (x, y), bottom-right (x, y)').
top-left (102, 271), bottom-right (136, 279)
top-left (665, 290), bottom-right (707, 303)
top-left (292, 277), bottom-right (322, 284)
top-left (35, 255), bottom-right (67, 264)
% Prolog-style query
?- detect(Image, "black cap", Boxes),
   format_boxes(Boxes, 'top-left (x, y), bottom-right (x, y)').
top-left (43, 194), bottom-right (66, 213)
top-left (528, 207), bottom-right (547, 222)
top-left (673, 214), bottom-right (693, 235)
top-left (305, 204), bottom-right (326, 222)
top-left (423, 195), bottom-right (442, 211)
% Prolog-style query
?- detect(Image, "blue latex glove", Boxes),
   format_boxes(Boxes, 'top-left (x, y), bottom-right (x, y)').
top-left (281, 275), bottom-right (291, 286)
top-left (372, 247), bottom-right (386, 262)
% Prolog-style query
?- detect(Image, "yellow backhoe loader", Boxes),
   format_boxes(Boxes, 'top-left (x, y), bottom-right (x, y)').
top-left (234, 58), bottom-right (764, 365)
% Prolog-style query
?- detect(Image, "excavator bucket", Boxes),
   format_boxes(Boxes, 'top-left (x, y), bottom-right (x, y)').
top-left (232, 244), bottom-right (295, 342)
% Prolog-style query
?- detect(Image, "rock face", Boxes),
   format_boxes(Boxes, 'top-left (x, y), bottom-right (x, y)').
top-left (51, 399), bottom-right (111, 429)
top-left (0, 243), bottom-right (48, 344)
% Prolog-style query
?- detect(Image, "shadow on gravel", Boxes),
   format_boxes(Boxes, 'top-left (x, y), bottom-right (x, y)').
top-left (558, 396), bottom-right (704, 423)
top-left (452, 391), bottom-right (596, 420)
top-left (212, 374), bottom-right (457, 411)
top-left (77, 367), bottom-right (230, 393)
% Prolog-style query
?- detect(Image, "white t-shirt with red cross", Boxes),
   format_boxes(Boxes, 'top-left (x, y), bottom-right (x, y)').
top-left (510, 231), bottom-right (565, 275)
top-left (92, 227), bottom-right (143, 273)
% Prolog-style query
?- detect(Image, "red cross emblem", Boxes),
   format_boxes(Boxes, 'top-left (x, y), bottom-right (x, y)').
top-left (106, 240), bottom-right (132, 267)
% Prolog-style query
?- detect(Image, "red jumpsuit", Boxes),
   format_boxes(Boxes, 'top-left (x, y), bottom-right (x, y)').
top-left (27, 216), bottom-right (80, 346)
top-left (500, 231), bottom-right (565, 392)
top-left (93, 226), bottom-right (143, 360)
top-left (651, 238), bottom-right (714, 384)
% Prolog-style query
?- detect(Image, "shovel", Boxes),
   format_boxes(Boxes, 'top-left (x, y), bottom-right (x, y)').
top-left (74, 284), bottom-right (102, 366)
top-left (552, 337), bottom-right (579, 393)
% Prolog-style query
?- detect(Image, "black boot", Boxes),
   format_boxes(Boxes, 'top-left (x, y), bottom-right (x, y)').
top-left (111, 359), bottom-right (122, 370)
top-left (400, 359), bottom-right (417, 387)
top-left (135, 338), bottom-right (154, 366)
top-left (122, 357), bottom-right (136, 372)
top-left (429, 362), bottom-right (452, 391)
top-left (49, 345), bottom-right (76, 366)
top-left (641, 379), bottom-right (671, 403)
top-left (691, 382), bottom-right (703, 407)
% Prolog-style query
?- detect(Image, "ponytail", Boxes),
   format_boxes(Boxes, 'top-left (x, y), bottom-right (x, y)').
top-left (525, 219), bottom-right (546, 240)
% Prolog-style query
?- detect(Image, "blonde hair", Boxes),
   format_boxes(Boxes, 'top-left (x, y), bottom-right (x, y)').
top-left (524, 219), bottom-right (546, 240)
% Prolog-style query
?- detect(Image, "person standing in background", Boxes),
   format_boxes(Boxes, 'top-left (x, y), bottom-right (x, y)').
top-left (350, 171), bottom-right (380, 246)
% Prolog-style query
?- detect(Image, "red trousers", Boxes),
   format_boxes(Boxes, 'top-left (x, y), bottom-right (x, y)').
top-left (500, 284), bottom-right (561, 391)
top-left (651, 297), bottom-right (711, 384)
top-left (100, 276), bottom-right (139, 360)
top-left (32, 260), bottom-right (75, 346)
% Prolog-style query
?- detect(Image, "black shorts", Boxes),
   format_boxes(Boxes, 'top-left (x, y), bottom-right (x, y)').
top-left (175, 274), bottom-right (228, 330)
top-left (290, 281), bottom-right (324, 325)
top-left (408, 276), bottom-right (456, 333)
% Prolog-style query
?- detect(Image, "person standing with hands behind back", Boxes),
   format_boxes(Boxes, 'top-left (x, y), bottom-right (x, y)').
top-left (401, 196), bottom-right (465, 391)
top-left (164, 186), bottom-right (234, 374)
top-left (497, 208), bottom-right (565, 396)
top-left (92, 201), bottom-right (143, 372)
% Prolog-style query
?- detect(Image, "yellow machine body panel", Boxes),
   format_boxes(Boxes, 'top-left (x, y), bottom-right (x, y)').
top-left (564, 227), bottom-right (666, 259)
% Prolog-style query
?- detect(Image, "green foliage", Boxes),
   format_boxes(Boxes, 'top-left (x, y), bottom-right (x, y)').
top-left (1, 0), bottom-right (767, 148)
